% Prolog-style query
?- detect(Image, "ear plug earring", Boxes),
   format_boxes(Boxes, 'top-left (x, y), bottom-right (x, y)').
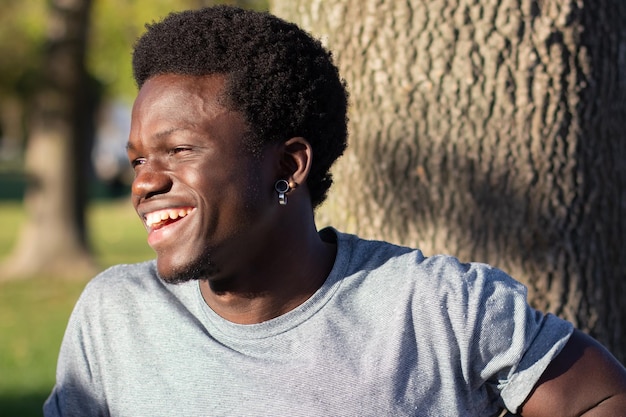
top-left (274, 179), bottom-right (290, 205)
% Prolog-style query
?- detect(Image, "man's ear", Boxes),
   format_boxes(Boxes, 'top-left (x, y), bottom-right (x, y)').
top-left (278, 137), bottom-right (312, 187)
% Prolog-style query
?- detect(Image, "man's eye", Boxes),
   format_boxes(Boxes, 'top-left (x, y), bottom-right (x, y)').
top-left (131, 158), bottom-right (146, 168)
top-left (171, 146), bottom-right (191, 154)
top-left (170, 146), bottom-right (191, 155)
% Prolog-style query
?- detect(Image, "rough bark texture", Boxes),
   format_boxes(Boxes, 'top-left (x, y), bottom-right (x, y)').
top-left (1, 0), bottom-right (97, 279)
top-left (272, 0), bottom-right (626, 361)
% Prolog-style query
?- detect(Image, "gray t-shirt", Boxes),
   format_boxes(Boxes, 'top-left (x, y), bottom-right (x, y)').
top-left (44, 229), bottom-right (573, 416)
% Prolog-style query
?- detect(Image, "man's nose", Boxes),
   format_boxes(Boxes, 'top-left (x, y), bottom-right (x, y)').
top-left (131, 163), bottom-right (172, 199)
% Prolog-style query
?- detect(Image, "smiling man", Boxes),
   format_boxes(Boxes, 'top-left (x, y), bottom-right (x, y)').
top-left (44, 6), bottom-right (626, 417)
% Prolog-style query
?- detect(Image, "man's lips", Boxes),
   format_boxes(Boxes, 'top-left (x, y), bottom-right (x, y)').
top-left (144, 207), bottom-right (194, 231)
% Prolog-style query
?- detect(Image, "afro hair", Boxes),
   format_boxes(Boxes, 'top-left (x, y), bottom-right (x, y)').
top-left (132, 5), bottom-right (349, 208)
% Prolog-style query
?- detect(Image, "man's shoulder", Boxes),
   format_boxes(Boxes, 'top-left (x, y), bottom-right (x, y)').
top-left (332, 228), bottom-right (421, 265)
top-left (89, 260), bottom-right (158, 288)
top-left (336, 229), bottom-right (487, 278)
top-left (333, 229), bottom-right (523, 300)
top-left (77, 260), bottom-right (161, 307)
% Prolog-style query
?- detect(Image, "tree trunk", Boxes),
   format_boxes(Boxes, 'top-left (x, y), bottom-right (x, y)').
top-left (272, 0), bottom-right (626, 361)
top-left (0, 97), bottom-right (25, 160)
top-left (1, 0), bottom-right (98, 279)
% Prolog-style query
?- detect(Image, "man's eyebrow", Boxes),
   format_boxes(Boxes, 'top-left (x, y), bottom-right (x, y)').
top-left (126, 128), bottom-right (190, 152)
top-left (154, 127), bottom-right (187, 139)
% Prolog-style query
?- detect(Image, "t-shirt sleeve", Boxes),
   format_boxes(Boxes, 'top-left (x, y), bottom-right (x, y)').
top-left (498, 312), bottom-right (572, 412)
top-left (43, 278), bottom-right (110, 417)
top-left (457, 264), bottom-right (574, 413)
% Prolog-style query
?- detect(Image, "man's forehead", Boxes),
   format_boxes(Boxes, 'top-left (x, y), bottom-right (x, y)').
top-left (133, 74), bottom-right (230, 117)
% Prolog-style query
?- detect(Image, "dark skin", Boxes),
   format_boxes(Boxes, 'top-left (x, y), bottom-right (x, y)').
top-left (127, 73), bottom-right (335, 324)
top-left (128, 73), bottom-right (626, 416)
top-left (519, 329), bottom-right (626, 415)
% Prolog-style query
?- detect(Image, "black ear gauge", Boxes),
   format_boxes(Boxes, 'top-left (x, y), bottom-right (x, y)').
top-left (274, 179), bottom-right (290, 205)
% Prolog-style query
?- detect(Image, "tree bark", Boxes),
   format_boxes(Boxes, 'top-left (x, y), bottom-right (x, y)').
top-left (1, 0), bottom-right (98, 279)
top-left (272, 0), bottom-right (626, 361)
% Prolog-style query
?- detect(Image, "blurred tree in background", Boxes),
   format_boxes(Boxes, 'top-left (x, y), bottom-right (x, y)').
top-left (1, 0), bottom-right (97, 279)
top-left (0, 0), bottom-right (47, 160)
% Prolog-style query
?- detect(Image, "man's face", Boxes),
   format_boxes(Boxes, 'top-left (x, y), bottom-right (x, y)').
top-left (127, 73), bottom-right (278, 283)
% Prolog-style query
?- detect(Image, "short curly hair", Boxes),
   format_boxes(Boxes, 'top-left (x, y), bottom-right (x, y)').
top-left (132, 5), bottom-right (348, 208)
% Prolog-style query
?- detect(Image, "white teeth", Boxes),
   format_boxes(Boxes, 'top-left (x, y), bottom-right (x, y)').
top-left (145, 208), bottom-right (192, 228)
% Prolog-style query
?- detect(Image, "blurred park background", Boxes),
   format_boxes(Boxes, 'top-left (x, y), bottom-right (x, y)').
top-left (2, 0), bottom-right (626, 415)
top-left (0, 1), bottom-right (265, 415)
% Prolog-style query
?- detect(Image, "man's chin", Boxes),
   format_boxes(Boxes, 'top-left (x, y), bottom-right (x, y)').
top-left (156, 257), bottom-right (220, 284)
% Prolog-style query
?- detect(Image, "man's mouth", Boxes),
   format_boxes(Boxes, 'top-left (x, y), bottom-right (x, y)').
top-left (145, 207), bottom-right (194, 230)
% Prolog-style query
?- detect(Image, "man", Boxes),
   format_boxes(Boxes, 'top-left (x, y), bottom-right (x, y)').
top-left (45, 6), bottom-right (626, 416)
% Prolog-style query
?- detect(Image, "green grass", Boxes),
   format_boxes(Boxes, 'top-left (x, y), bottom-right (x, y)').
top-left (88, 198), bottom-right (153, 266)
top-left (0, 199), bottom-right (153, 417)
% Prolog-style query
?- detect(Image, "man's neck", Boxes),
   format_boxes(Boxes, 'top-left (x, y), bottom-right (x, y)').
top-left (198, 227), bottom-right (336, 325)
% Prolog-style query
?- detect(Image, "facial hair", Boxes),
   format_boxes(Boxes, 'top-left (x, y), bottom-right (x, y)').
top-left (157, 246), bottom-right (220, 284)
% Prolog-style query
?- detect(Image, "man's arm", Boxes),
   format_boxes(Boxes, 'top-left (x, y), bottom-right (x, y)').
top-left (519, 329), bottom-right (626, 416)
